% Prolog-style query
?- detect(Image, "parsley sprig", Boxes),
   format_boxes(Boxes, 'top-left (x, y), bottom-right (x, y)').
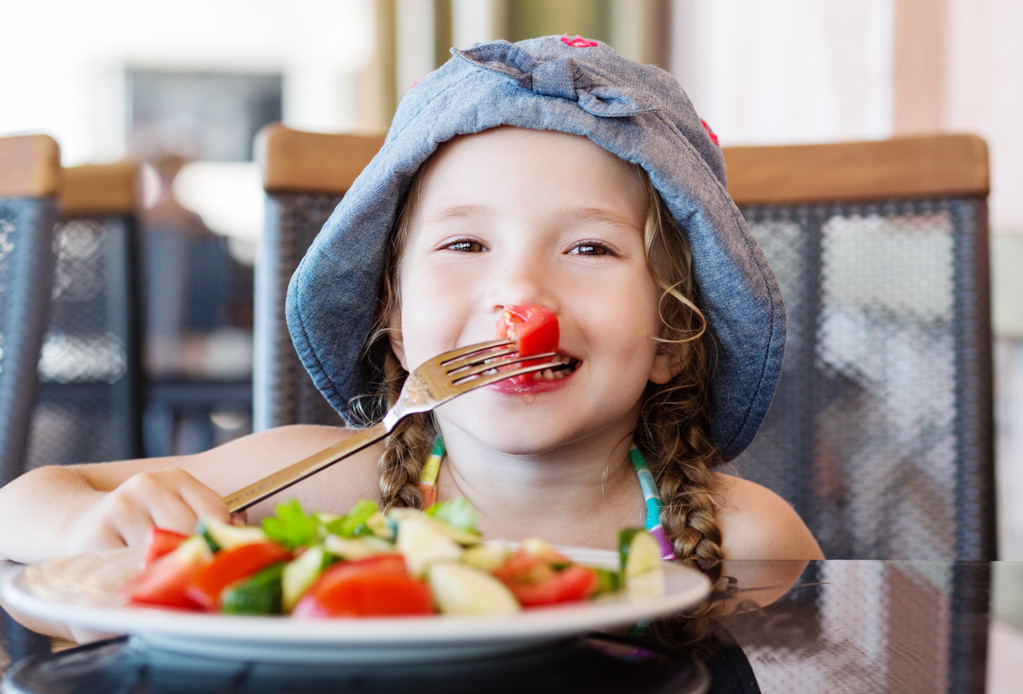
top-left (261, 498), bottom-right (479, 549)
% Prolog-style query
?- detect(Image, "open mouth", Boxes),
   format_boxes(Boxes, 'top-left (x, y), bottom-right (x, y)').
top-left (529, 355), bottom-right (579, 381)
top-left (486, 354), bottom-right (579, 385)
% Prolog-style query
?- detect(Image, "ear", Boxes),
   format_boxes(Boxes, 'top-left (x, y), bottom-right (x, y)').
top-left (386, 305), bottom-right (409, 371)
top-left (648, 340), bottom-right (687, 385)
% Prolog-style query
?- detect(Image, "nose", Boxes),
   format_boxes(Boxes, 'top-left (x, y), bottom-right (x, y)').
top-left (484, 254), bottom-right (559, 315)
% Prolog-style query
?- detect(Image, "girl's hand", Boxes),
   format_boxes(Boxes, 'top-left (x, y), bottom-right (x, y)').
top-left (62, 468), bottom-right (232, 555)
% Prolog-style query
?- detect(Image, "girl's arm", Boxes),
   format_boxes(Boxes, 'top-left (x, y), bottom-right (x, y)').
top-left (0, 425), bottom-right (381, 564)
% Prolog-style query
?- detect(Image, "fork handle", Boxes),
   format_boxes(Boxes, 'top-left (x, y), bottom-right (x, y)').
top-left (223, 422), bottom-right (388, 513)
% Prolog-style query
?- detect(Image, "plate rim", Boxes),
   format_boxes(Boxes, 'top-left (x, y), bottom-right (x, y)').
top-left (1, 546), bottom-right (711, 660)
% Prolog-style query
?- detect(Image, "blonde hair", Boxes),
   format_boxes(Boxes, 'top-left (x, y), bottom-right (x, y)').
top-left (356, 161), bottom-right (725, 570)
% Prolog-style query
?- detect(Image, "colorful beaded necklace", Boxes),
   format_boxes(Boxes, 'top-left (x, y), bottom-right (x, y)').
top-left (418, 436), bottom-right (675, 559)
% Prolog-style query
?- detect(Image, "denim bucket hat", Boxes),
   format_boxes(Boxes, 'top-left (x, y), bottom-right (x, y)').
top-left (286, 35), bottom-right (785, 461)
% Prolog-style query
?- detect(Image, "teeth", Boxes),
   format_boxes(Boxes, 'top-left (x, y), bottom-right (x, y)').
top-left (483, 357), bottom-right (578, 382)
top-left (536, 366), bottom-right (570, 381)
top-left (530, 358), bottom-right (578, 381)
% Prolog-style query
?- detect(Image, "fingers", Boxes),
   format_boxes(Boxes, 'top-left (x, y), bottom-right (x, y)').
top-left (140, 469), bottom-right (231, 531)
top-left (65, 469), bottom-right (229, 555)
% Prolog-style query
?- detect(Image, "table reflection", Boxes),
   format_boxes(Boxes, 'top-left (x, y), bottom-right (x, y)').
top-left (2, 560), bottom-right (1019, 693)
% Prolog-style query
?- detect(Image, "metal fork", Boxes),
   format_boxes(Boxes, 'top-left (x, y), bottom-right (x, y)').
top-left (223, 339), bottom-right (559, 512)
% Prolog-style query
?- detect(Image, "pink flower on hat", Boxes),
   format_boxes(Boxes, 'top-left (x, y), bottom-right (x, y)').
top-left (561, 34), bottom-right (598, 48)
top-left (700, 119), bottom-right (720, 146)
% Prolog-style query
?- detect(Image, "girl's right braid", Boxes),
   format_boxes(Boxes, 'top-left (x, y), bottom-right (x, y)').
top-left (638, 378), bottom-right (726, 572)
top-left (659, 441), bottom-right (725, 573)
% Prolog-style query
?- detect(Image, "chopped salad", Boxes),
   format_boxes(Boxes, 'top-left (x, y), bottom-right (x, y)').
top-left (120, 499), bottom-right (666, 618)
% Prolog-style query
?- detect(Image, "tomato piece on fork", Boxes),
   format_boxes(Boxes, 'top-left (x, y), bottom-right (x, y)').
top-left (496, 305), bottom-right (559, 358)
top-left (496, 305), bottom-right (560, 385)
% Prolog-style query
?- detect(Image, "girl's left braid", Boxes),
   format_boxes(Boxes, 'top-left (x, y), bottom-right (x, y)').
top-left (376, 354), bottom-right (434, 510)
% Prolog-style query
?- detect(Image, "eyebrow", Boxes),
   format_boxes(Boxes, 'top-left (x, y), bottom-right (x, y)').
top-left (562, 206), bottom-right (642, 232)
top-left (422, 205), bottom-right (641, 232)
top-left (420, 205), bottom-right (488, 226)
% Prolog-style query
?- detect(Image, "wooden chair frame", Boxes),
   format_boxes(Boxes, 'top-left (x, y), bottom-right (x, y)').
top-left (253, 124), bottom-right (386, 430)
top-left (723, 133), bottom-right (989, 204)
top-left (24, 159), bottom-right (145, 467)
top-left (0, 134), bottom-right (61, 485)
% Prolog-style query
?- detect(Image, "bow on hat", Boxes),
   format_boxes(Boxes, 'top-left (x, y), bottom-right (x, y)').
top-left (451, 42), bottom-right (660, 118)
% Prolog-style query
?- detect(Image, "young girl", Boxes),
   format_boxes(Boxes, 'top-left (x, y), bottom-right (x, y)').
top-left (0, 36), bottom-right (822, 568)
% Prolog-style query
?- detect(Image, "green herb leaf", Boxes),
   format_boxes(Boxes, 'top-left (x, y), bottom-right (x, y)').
top-left (324, 499), bottom-right (381, 538)
top-left (426, 498), bottom-right (479, 532)
top-left (262, 499), bottom-right (321, 549)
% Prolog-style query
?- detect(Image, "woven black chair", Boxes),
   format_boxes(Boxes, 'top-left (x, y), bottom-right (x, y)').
top-left (717, 134), bottom-right (994, 694)
top-left (252, 126), bottom-right (995, 563)
top-left (724, 134), bottom-right (994, 562)
top-left (22, 161), bottom-right (145, 468)
top-left (252, 124), bottom-right (385, 431)
top-left (0, 134), bottom-right (60, 486)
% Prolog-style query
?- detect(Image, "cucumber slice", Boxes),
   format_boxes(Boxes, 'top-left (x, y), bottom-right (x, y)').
top-left (460, 542), bottom-right (510, 572)
top-left (281, 546), bottom-right (334, 612)
top-left (592, 566), bottom-right (623, 594)
top-left (220, 563), bottom-right (286, 615)
top-left (618, 528), bottom-right (666, 599)
top-left (388, 508), bottom-right (481, 546)
top-left (198, 517), bottom-right (268, 553)
top-left (322, 534), bottom-right (394, 561)
top-left (619, 529), bottom-right (661, 577)
top-left (365, 511), bottom-right (394, 540)
top-left (427, 562), bottom-right (520, 615)
top-left (395, 516), bottom-right (463, 577)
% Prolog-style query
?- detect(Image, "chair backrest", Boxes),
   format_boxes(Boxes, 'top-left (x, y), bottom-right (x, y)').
top-left (253, 124), bottom-right (385, 430)
top-left (252, 126), bottom-right (994, 560)
top-left (23, 160), bottom-right (144, 468)
top-left (723, 134), bottom-right (994, 561)
top-left (0, 134), bottom-right (60, 485)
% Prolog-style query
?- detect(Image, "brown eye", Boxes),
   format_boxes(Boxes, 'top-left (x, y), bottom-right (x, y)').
top-left (445, 239), bottom-right (486, 252)
top-left (569, 242), bottom-right (614, 256)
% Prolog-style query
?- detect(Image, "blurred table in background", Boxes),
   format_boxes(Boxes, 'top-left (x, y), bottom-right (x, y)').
top-left (142, 329), bottom-right (253, 457)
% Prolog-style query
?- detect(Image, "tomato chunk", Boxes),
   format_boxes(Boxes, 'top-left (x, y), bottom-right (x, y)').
top-left (141, 527), bottom-right (190, 567)
top-left (491, 547), bottom-right (599, 607)
top-left (121, 536), bottom-right (212, 609)
top-left (497, 305), bottom-right (559, 357)
top-left (292, 554), bottom-right (435, 618)
top-left (187, 541), bottom-right (292, 610)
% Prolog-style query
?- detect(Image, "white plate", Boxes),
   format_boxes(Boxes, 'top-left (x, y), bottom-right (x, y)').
top-left (0, 547), bottom-right (710, 664)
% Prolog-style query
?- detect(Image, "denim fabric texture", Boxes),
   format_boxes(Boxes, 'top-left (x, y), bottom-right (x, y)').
top-left (286, 35), bottom-right (786, 461)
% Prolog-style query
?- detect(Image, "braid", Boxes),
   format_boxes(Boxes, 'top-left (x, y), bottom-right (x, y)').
top-left (637, 175), bottom-right (726, 571)
top-left (365, 350), bottom-right (436, 511)
top-left (377, 413), bottom-right (434, 510)
top-left (637, 376), bottom-right (725, 572)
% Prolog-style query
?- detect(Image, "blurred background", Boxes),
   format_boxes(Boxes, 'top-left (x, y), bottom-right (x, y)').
top-left (0, 0), bottom-right (1021, 557)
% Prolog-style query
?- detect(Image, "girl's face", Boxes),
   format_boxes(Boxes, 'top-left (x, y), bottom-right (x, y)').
top-left (388, 127), bottom-right (681, 455)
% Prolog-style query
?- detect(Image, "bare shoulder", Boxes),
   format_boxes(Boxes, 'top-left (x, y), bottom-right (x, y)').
top-left (712, 472), bottom-right (825, 560)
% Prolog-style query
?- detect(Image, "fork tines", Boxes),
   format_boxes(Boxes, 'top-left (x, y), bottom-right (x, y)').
top-left (434, 338), bottom-right (560, 384)
top-left (436, 338), bottom-right (513, 368)
top-left (451, 352), bottom-right (559, 384)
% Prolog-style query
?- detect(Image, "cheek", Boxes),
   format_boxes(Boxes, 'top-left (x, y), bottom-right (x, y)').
top-left (617, 278), bottom-right (667, 367)
top-left (392, 266), bottom-right (468, 368)
top-left (624, 275), bottom-right (666, 338)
